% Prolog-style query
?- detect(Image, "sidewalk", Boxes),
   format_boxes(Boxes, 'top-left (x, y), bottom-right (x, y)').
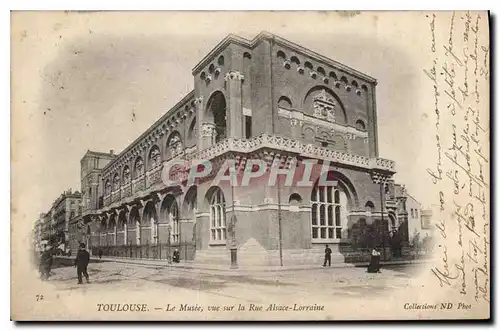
top-left (58, 255), bottom-right (433, 273)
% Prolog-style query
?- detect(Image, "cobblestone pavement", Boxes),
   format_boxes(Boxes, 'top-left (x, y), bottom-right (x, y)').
top-left (44, 259), bottom-right (423, 303)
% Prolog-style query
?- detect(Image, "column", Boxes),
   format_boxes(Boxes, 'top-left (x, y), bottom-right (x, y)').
top-left (124, 222), bottom-right (128, 245)
top-left (200, 122), bottom-right (216, 150)
top-left (195, 96), bottom-right (212, 150)
top-left (224, 70), bottom-right (244, 139)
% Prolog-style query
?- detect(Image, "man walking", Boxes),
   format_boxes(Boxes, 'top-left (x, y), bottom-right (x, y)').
top-left (323, 244), bottom-right (332, 267)
top-left (39, 246), bottom-right (53, 280)
top-left (74, 243), bottom-right (90, 284)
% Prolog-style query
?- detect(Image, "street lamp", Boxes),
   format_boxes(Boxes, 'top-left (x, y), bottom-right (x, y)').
top-left (229, 175), bottom-right (238, 269)
top-left (167, 224), bottom-right (172, 263)
top-left (379, 180), bottom-right (389, 261)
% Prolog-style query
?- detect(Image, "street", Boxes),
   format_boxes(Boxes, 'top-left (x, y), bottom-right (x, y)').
top-left (44, 258), bottom-right (423, 303)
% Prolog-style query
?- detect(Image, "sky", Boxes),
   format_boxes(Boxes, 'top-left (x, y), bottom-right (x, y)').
top-left (12, 11), bottom-right (445, 225)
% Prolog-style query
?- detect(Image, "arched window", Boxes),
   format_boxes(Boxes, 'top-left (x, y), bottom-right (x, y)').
top-left (329, 71), bottom-right (338, 80)
top-left (305, 61), bottom-right (313, 70)
top-left (122, 166), bottom-right (131, 184)
top-left (209, 188), bottom-right (226, 243)
top-left (290, 56), bottom-right (300, 65)
top-left (310, 179), bottom-right (347, 241)
top-left (355, 119), bottom-right (366, 131)
top-left (277, 50), bottom-right (286, 60)
top-left (317, 67), bottom-right (326, 76)
top-left (187, 119), bottom-right (196, 146)
top-left (289, 193), bottom-right (302, 205)
top-left (148, 145), bottom-right (161, 169)
top-left (113, 173), bottom-right (120, 191)
top-left (243, 52), bottom-right (252, 60)
top-left (166, 132), bottom-right (183, 159)
top-left (206, 91), bottom-right (227, 144)
top-left (217, 55), bottom-right (225, 66)
top-left (289, 193), bottom-right (302, 211)
top-left (277, 96), bottom-right (292, 109)
top-left (134, 157), bottom-right (144, 178)
top-left (365, 201), bottom-right (375, 213)
top-left (170, 201), bottom-right (179, 243)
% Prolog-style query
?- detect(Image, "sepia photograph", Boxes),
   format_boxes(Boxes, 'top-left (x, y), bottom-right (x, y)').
top-left (10, 10), bottom-right (490, 321)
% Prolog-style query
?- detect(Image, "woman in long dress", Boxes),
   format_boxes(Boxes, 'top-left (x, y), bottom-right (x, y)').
top-left (367, 247), bottom-right (381, 273)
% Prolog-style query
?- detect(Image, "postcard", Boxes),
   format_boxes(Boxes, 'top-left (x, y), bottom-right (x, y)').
top-left (11, 10), bottom-right (490, 321)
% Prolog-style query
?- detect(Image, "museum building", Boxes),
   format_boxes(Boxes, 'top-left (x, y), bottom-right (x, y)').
top-left (79, 32), bottom-right (400, 266)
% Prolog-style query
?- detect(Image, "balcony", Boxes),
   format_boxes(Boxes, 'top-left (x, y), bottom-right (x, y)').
top-left (146, 164), bottom-right (163, 188)
top-left (97, 133), bottom-right (396, 211)
top-left (132, 174), bottom-right (146, 195)
top-left (186, 133), bottom-right (395, 173)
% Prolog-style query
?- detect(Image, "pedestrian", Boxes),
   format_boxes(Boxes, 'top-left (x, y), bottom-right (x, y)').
top-left (322, 244), bottom-right (332, 267)
top-left (389, 231), bottom-right (395, 257)
top-left (394, 230), bottom-right (403, 258)
top-left (367, 247), bottom-right (381, 273)
top-left (172, 249), bottom-right (180, 263)
top-left (74, 243), bottom-right (90, 284)
top-left (98, 249), bottom-right (103, 260)
top-left (39, 246), bottom-right (53, 280)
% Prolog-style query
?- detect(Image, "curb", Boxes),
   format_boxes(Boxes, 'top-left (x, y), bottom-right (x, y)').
top-left (56, 256), bottom-right (433, 273)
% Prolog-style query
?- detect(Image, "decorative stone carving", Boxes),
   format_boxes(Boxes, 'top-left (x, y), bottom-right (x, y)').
top-left (195, 96), bottom-right (203, 105)
top-left (346, 133), bottom-right (357, 140)
top-left (150, 147), bottom-right (161, 168)
top-left (113, 175), bottom-right (120, 191)
top-left (310, 71), bottom-right (317, 79)
top-left (134, 158), bottom-right (144, 177)
top-left (123, 167), bottom-right (131, 184)
top-left (283, 60), bottom-right (291, 69)
top-left (322, 77), bottom-right (329, 84)
top-left (312, 89), bottom-right (336, 123)
top-left (224, 70), bottom-right (245, 81)
top-left (290, 118), bottom-right (302, 127)
top-left (297, 66), bottom-right (304, 74)
top-left (105, 180), bottom-right (111, 195)
top-left (201, 123), bottom-right (216, 138)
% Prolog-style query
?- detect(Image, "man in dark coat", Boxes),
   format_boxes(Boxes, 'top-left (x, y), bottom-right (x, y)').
top-left (172, 249), bottom-right (180, 263)
top-left (367, 247), bottom-right (381, 273)
top-left (323, 244), bottom-right (332, 267)
top-left (39, 247), bottom-right (53, 280)
top-left (74, 243), bottom-right (90, 284)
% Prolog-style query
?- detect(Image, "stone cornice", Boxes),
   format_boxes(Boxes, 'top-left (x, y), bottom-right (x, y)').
top-left (191, 31), bottom-right (376, 85)
top-left (186, 133), bottom-right (395, 173)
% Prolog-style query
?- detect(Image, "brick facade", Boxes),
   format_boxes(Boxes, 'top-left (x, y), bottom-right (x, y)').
top-left (78, 32), bottom-right (405, 266)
